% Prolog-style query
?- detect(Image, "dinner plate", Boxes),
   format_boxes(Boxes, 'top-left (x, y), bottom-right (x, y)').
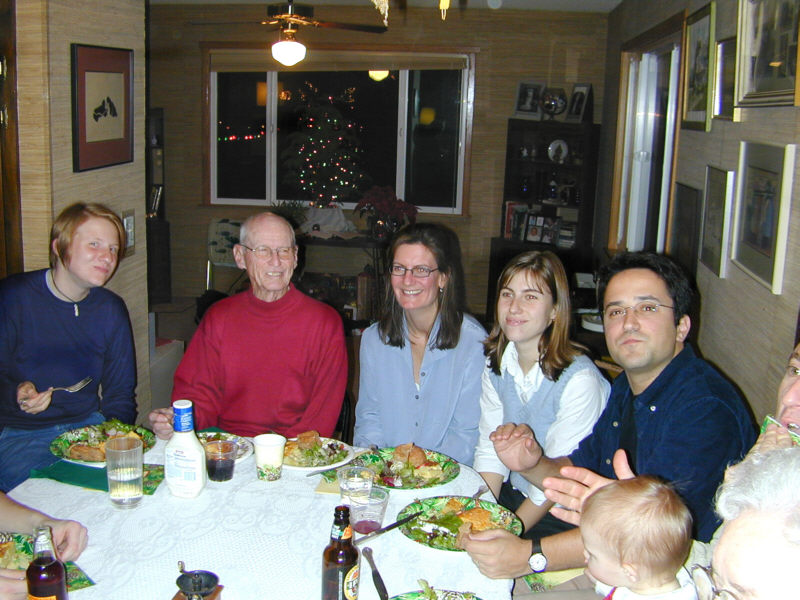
top-left (352, 447), bottom-right (459, 489)
top-left (49, 421), bottom-right (156, 468)
top-left (396, 495), bottom-right (523, 551)
top-left (282, 437), bottom-right (354, 471)
top-left (390, 591), bottom-right (483, 600)
top-left (197, 432), bottom-right (254, 463)
top-left (547, 139), bottom-right (568, 163)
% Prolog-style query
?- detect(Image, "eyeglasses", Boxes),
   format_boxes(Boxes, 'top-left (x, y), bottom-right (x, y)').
top-left (691, 565), bottom-right (740, 600)
top-left (240, 244), bottom-right (295, 261)
top-left (389, 264), bottom-right (440, 278)
top-left (603, 301), bottom-right (674, 321)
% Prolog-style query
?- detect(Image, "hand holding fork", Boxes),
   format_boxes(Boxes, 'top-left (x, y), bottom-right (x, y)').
top-left (17, 376), bottom-right (92, 415)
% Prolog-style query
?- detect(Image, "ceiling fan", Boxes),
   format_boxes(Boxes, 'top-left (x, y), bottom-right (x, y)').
top-left (194, 1), bottom-right (387, 66)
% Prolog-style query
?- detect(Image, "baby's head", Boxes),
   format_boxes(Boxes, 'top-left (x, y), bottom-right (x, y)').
top-left (581, 476), bottom-right (692, 591)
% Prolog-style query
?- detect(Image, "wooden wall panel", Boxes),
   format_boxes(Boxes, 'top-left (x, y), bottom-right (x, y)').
top-left (148, 5), bottom-right (608, 315)
top-left (16, 0), bottom-right (152, 418)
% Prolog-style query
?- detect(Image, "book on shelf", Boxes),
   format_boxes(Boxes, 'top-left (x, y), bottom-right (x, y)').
top-left (504, 201), bottom-right (529, 240)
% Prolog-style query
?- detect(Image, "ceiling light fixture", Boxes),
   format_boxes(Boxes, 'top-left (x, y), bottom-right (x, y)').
top-left (368, 70), bottom-right (390, 82)
top-left (271, 26), bottom-right (306, 67)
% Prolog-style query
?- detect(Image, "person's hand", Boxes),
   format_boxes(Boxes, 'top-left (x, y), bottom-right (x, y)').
top-left (461, 528), bottom-right (533, 579)
top-left (16, 382), bottom-right (53, 415)
top-left (489, 423), bottom-right (542, 472)
top-left (42, 518), bottom-right (87, 562)
top-left (148, 408), bottom-right (174, 440)
top-left (544, 449), bottom-right (634, 525)
top-left (751, 423), bottom-right (796, 455)
top-left (0, 568), bottom-right (26, 599)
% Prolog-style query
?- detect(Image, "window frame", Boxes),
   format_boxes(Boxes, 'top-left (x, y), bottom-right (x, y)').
top-left (201, 42), bottom-right (476, 215)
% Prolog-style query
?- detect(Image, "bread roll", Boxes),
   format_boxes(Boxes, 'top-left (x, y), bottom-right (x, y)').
top-left (68, 443), bottom-right (106, 461)
top-left (392, 442), bottom-right (427, 467)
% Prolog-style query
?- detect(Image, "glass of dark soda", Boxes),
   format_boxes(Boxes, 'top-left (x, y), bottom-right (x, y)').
top-left (204, 440), bottom-right (238, 481)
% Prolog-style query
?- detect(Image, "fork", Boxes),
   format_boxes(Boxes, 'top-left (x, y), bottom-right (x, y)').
top-left (51, 376), bottom-right (93, 393)
top-left (471, 484), bottom-right (489, 500)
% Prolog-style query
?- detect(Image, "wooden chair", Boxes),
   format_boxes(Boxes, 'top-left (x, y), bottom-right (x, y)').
top-left (594, 358), bottom-right (623, 380)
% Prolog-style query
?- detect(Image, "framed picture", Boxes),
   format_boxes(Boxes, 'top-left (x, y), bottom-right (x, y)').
top-left (525, 214), bottom-right (544, 242)
top-left (735, 0), bottom-right (800, 107)
top-left (682, 2), bottom-right (716, 131)
top-left (700, 166), bottom-right (735, 277)
top-left (565, 83), bottom-right (592, 122)
top-left (713, 37), bottom-right (737, 119)
top-left (514, 82), bottom-right (544, 120)
top-left (669, 183), bottom-right (704, 278)
top-left (71, 44), bottom-right (133, 172)
top-left (731, 141), bottom-right (795, 294)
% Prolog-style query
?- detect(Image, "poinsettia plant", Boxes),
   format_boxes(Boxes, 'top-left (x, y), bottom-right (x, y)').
top-left (354, 186), bottom-right (418, 225)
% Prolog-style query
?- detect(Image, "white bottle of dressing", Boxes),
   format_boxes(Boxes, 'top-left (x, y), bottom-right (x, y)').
top-left (164, 399), bottom-right (207, 498)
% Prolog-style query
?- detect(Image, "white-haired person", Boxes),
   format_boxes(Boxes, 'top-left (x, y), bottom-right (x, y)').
top-left (694, 445), bottom-right (800, 600)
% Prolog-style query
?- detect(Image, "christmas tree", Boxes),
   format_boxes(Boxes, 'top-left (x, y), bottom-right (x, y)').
top-left (280, 82), bottom-right (370, 207)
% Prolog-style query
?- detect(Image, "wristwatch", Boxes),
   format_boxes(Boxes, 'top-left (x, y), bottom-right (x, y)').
top-left (528, 539), bottom-right (548, 573)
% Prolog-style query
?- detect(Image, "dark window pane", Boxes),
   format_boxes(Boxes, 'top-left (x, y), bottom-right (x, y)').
top-left (404, 70), bottom-right (462, 208)
top-left (216, 72), bottom-right (267, 200)
top-left (277, 71), bottom-right (398, 205)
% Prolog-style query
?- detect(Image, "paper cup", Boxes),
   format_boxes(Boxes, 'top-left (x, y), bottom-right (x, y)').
top-left (253, 433), bottom-right (286, 481)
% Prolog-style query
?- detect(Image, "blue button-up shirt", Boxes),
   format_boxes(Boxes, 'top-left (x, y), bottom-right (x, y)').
top-left (353, 314), bottom-right (486, 465)
top-left (570, 345), bottom-right (756, 542)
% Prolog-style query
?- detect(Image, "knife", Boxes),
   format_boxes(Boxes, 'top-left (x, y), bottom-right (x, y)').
top-left (362, 547), bottom-right (389, 600)
top-left (354, 510), bottom-right (421, 545)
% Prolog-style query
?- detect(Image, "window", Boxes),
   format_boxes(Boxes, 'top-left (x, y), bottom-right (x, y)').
top-left (204, 45), bottom-right (475, 214)
top-left (608, 14), bottom-right (684, 252)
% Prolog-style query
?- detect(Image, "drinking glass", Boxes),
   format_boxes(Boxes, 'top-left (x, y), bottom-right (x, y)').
top-left (337, 466), bottom-right (374, 506)
top-left (204, 440), bottom-right (238, 482)
top-left (106, 437), bottom-right (143, 509)
top-left (350, 487), bottom-right (389, 534)
top-left (253, 433), bottom-right (286, 481)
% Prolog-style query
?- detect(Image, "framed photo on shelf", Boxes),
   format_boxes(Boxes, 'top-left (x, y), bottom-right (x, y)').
top-left (731, 141), bottom-right (795, 294)
top-left (735, 0), bottom-right (800, 107)
top-left (540, 217), bottom-right (561, 246)
top-left (514, 82), bottom-right (544, 120)
top-left (71, 44), bottom-right (134, 172)
top-left (565, 83), bottom-right (592, 122)
top-left (682, 2), bottom-right (715, 131)
top-left (700, 166), bottom-right (735, 277)
top-left (713, 37), bottom-right (737, 119)
top-left (525, 214), bottom-right (544, 242)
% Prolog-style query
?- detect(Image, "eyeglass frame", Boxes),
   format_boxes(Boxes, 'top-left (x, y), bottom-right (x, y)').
top-left (602, 300), bottom-right (675, 321)
top-left (691, 564), bottom-right (740, 600)
top-left (238, 244), bottom-right (297, 261)
top-left (389, 264), bottom-right (440, 278)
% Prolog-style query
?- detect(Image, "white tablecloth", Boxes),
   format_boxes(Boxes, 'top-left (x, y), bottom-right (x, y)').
top-left (9, 440), bottom-right (513, 600)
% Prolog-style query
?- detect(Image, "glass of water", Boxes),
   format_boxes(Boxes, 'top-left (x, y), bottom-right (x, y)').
top-left (106, 436), bottom-right (143, 509)
top-left (337, 466), bottom-right (374, 506)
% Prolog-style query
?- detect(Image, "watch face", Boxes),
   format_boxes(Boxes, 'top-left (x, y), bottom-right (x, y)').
top-left (528, 552), bottom-right (547, 573)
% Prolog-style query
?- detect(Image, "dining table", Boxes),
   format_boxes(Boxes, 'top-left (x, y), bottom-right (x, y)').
top-left (9, 438), bottom-right (514, 600)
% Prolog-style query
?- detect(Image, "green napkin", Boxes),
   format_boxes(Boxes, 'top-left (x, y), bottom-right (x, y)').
top-left (30, 460), bottom-right (165, 494)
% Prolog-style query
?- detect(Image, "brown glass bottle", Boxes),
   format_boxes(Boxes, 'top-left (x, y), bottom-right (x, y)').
top-left (322, 505), bottom-right (360, 600)
top-left (26, 526), bottom-right (67, 600)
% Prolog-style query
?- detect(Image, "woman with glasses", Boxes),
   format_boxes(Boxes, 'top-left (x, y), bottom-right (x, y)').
top-left (353, 223), bottom-right (486, 465)
top-left (473, 251), bottom-right (609, 534)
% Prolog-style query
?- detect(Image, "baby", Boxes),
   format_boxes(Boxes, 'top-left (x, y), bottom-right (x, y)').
top-left (580, 476), bottom-right (697, 599)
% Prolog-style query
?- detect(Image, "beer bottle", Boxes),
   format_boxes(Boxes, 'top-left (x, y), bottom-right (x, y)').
top-left (26, 525), bottom-right (68, 600)
top-left (322, 505), bottom-right (360, 600)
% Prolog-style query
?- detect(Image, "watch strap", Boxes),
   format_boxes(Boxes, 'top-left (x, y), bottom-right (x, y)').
top-left (530, 539), bottom-right (542, 557)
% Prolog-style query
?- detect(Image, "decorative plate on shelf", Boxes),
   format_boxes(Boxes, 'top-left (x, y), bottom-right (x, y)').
top-left (547, 139), bottom-right (569, 163)
top-left (396, 495), bottom-right (523, 551)
top-left (197, 432), bottom-right (254, 463)
top-left (352, 447), bottom-right (459, 489)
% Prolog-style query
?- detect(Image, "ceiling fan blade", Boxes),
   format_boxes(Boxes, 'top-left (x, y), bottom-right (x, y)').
top-left (314, 21), bottom-right (388, 33)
